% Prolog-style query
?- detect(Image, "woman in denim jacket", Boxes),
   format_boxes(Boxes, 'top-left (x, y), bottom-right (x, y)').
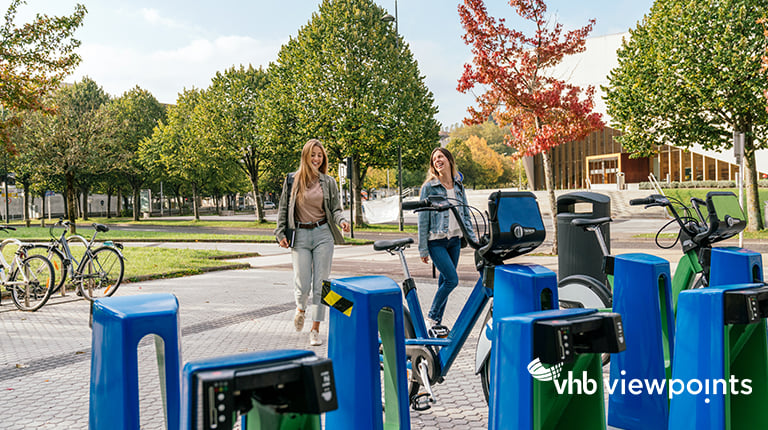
top-left (418, 147), bottom-right (477, 334)
top-left (275, 139), bottom-right (350, 346)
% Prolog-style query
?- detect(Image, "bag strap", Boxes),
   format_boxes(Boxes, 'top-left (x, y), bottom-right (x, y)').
top-left (286, 172), bottom-right (295, 196)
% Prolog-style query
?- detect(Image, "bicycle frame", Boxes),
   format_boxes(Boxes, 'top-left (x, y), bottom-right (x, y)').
top-left (403, 270), bottom-right (492, 376)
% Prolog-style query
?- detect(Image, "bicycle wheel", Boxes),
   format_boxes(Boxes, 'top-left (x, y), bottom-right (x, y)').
top-left (478, 307), bottom-right (492, 404)
top-left (26, 245), bottom-right (67, 294)
top-left (78, 246), bottom-right (124, 301)
top-left (558, 275), bottom-right (613, 365)
top-left (10, 254), bottom-right (55, 311)
top-left (558, 274), bottom-right (612, 310)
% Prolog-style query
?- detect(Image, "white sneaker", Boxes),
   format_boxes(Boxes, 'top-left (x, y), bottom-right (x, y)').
top-left (309, 329), bottom-right (322, 346)
top-left (294, 309), bottom-right (306, 332)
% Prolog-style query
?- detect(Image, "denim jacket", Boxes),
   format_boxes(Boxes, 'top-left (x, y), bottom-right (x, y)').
top-left (275, 173), bottom-right (348, 245)
top-left (417, 178), bottom-right (477, 258)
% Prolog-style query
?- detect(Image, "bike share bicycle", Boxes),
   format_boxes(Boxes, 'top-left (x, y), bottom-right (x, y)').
top-left (0, 226), bottom-right (55, 311)
top-left (552, 191), bottom-right (749, 313)
top-left (374, 190), bottom-right (551, 410)
top-left (27, 218), bottom-right (125, 301)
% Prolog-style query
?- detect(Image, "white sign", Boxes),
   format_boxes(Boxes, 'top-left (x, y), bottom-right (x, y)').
top-left (338, 163), bottom-right (347, 179)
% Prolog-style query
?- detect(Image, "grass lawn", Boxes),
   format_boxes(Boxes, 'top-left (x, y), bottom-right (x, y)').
top-left (0, 223), bottom-right (372, 244)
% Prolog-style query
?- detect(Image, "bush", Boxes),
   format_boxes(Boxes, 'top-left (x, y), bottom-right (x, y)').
top-left (638, 182), bottom-right (653, 190)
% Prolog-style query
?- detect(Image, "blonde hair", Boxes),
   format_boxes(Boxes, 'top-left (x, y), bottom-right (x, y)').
top-left (423, 147), bottom-right (458, 185)
top-left (294, 139), bottom-right (328, 204)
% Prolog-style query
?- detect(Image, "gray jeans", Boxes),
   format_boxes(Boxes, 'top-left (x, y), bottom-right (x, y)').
top-left (291, 223), bottom-right (334, 322)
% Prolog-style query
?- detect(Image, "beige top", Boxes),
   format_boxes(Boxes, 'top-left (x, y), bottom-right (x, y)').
top-left (295, 180), bottom-right (325, 223)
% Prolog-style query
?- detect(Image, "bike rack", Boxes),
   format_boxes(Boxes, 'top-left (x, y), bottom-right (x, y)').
top-left (182, 350), bottom-right (337, 430)
top-left (89, 293), bottom-right (182, 430)
top-left (709, 247), bottom-right (763, 286)
top-left (669, 283), bottom-right (768, 429)
top-left (489, 308), bottom-right (625, 430)
top-left (608, 253), bottom-right (675, 430)
top-left (322, 276), bottom-right (410, 430)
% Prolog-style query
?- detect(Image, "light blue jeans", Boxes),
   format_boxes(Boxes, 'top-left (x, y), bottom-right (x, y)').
top-left (291, 223), bottom-right (334, 322)
top-left (427, 236), bottom-right (462, 324)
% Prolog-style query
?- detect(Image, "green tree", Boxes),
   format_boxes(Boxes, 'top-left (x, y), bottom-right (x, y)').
top-left (266, 0), bottom-right (440, 225)
top-left (465, 136), bottom-right (503, 187)
top-left (104, 86), bottom-right (166, 221)
top-left (202, 65), bottom-right (274, 222)
top-left (141, 88), bottom-right (239, 220)
top-left (446, 138), bottom-right (481, 188)
top-left (449, 120), bottom-right (508, 147)
top-left (29, 77), bottom-right (112, 229)
top-left (0, 0), bottom-right (86, 147)
top-left (605, 0), bottom-right (768, 230)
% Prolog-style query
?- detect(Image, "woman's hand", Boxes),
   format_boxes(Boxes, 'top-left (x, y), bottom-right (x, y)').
top-left (279, 238), bottom-right (289, 248)
top-left (341, 221), bottom-right (351, 232)
top-left (421, 256), bottom-right (429, 264)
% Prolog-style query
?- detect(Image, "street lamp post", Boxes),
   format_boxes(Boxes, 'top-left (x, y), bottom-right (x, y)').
top-left (382, 1), bottom-right (404, 231)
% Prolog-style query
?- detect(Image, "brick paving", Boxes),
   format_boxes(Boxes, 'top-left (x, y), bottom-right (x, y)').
top-left (2, 230), bottom-right (766, 429)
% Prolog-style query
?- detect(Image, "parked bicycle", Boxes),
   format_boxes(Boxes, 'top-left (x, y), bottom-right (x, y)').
top-left (27, 219), bottom-right (125, 301)
top-left (0, 226), bottom-right (55, 311)
top-left (376, 191), bottom-right (549, 410)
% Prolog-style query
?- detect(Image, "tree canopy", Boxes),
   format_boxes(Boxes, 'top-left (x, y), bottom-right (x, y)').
top-left (458, 0), bottom-right (603, 252)
top-left (0, 0), bottom-right (86, 148)
top-left (265, 0), bottom-right (440, 224)
top-left (604, 0), bottom-right (768, 230)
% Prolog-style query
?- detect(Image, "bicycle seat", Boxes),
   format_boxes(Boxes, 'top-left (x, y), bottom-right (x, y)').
top-left (571, 217), bottom-right (612, 229)
top-left (373, 237), bottom-right (414, 252)
top-left (93, 223), bottom-right (109, 233)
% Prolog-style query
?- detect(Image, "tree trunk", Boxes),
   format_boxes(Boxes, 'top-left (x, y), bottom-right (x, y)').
top-left (177, 195), bottom-right (183, 216)
top-left (132, 186), bottom-right (140, 221)
top-left (40, 190), bottom-right (46, 227)
top-left (192, 183), bottom-right (200, 220)
top-left (81, 186), bottom-right (89, 221)
top-left (65, 173), bottom-right (77, 233)
top-left (116, 188), bottom-right (122, 217)
top-left (107, 191), bottom-right (112, 219)
top-left (23, 182), bottom-right (30, 227)
top-left (542, 150), bottom-right (557, 254)
top-left (250, 176), bottom-right (263, 222)
top-left (745, 134), bottom-right (762, 231)
top-left (352, 158), bottom-right (363, 226)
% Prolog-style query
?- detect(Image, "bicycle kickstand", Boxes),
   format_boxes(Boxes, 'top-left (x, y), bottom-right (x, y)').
top-left (411, 360), bottom-right (436, 411)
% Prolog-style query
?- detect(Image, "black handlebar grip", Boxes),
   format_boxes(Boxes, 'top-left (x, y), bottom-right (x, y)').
top-left (629, 197), bottom-right (655, 206)
top-left (402, 200), bottom-right (429, 211)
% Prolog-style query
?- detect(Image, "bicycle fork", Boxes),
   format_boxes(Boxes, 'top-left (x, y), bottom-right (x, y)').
top-left (394, 247), bottom-right (438, 409)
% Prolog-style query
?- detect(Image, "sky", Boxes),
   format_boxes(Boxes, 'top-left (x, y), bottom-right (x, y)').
top-left (14, 0), bottom-right (655, 129)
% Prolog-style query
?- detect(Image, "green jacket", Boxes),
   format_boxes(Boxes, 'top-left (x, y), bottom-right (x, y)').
top-left (275, 173), bottom-right (348, 245)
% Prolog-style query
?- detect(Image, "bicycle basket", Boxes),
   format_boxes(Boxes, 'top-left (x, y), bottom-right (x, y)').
top-left (478, 191), bottom-right (546, 264)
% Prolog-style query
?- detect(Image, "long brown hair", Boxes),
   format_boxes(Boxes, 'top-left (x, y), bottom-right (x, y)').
top-left (294, 139), bottom-right (328, 203)
top-left (423, 147), bottom-right (458, 185)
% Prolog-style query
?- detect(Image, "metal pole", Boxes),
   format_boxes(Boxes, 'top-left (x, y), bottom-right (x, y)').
top-left (160, 182), bottom-right (164, 217)
top-left (395, 0), bottom-right (404, 232)
top-left (4, 159), bottom-right (8, 225)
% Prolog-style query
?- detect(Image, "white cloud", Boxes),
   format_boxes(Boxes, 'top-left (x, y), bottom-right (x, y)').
top-left (71, 36), bottom-right (285, 104)
top-left (139, 8), bottom-right (187, 31)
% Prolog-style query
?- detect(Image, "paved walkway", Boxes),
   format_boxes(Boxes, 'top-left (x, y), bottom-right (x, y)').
top-left (1, 228), bottom-right (767, 428)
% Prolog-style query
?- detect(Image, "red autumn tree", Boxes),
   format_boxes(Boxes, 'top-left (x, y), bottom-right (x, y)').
top-left (762, 18), bottom-right (768, 109)
top-left (458, 0), bottom-right (604, 253)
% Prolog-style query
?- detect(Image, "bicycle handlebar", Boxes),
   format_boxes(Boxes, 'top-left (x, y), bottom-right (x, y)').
top-left (402, 196), bottom-right (484, 250)
top-left (629, 197), bottom-right (656, 206)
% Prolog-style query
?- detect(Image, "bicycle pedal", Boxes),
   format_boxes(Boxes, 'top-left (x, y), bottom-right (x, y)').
top-left (410, 392), bottom-right (434, 411)
top-left (428, 325), bottom-right (450, 338)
